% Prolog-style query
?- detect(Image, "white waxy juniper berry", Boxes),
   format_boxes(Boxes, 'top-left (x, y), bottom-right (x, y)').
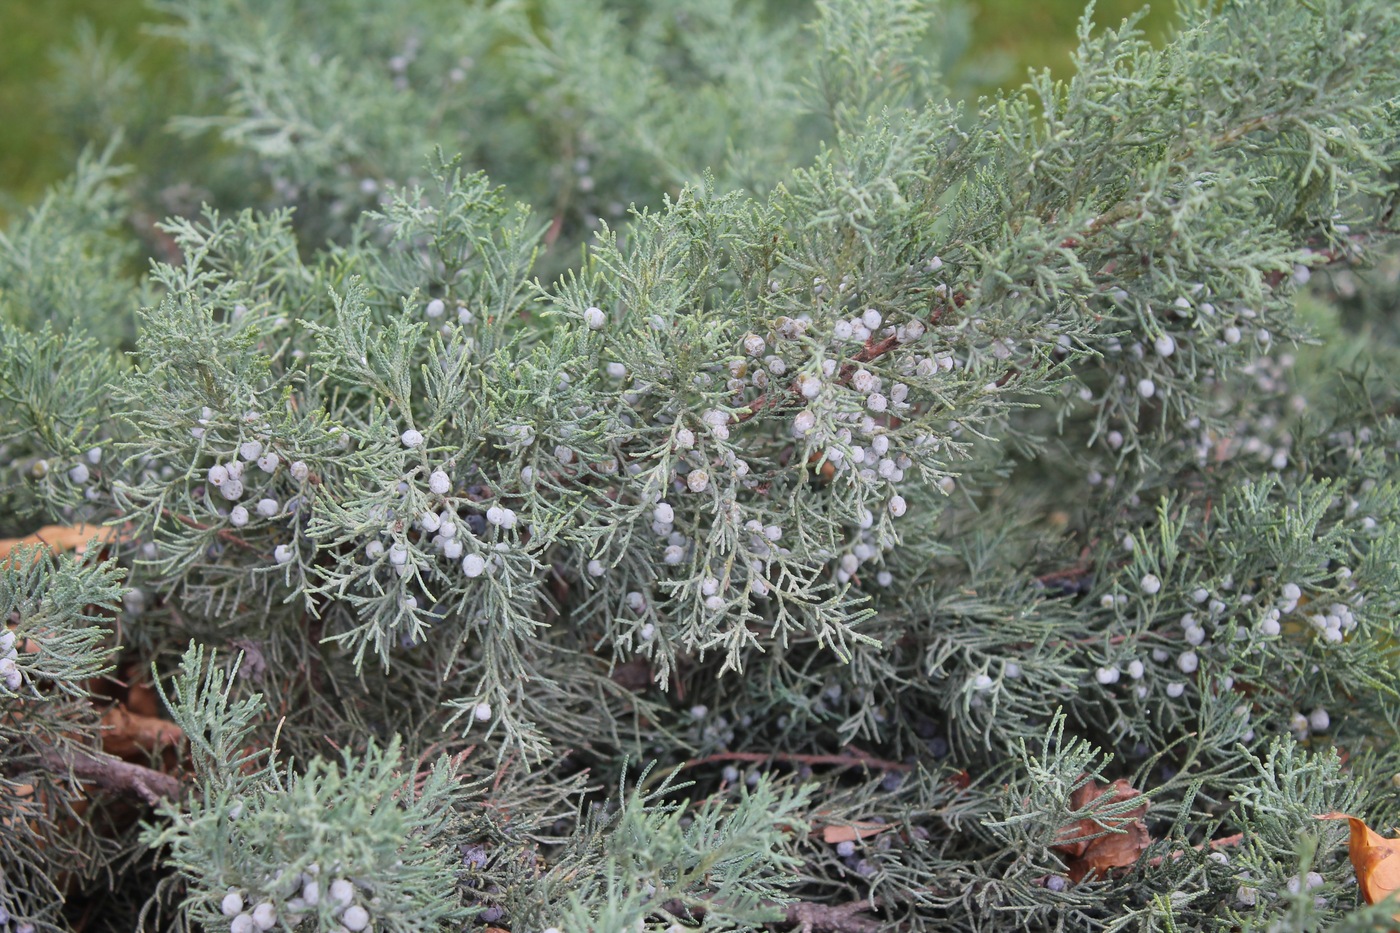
top-left (792, 410), bottom-right (816, 436)
top-left (328, 878), bottom-right (354, 908)
top-left (249, 903), bottom-right (276, 931)
top-left (220, 890), bottom-right (244, 917)
top-left (341, 905), bottom-right (370, 932)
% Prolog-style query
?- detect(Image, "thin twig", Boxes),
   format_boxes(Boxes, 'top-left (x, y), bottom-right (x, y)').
top-left (662, 897), bottom-right (884, 933)
top-left (779, 900), bottom-right (885, 933)
top-left (1146, 832), bottom-right (1245, 867)
top-left (160, 508), bottom-right (260, 552)
top-left (38, 746), bottom-right (182, 807)
top-left (677, 748), bottom-right (912, 774)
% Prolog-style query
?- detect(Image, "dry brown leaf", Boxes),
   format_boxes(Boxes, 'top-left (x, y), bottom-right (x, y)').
top-left (1317, 812), bottom-right (1400, 915)
top-left (125, 681), bottom-right (161, 718)
top-left (1069, 819), bottom-right (1151, 884)
top-left (0, 523), bottom-right (122, 565)
top-left (1052, 777), bottom-right (1152, 883)
top-left (1, 783), bottom-right (36, 832)
top-left (821, 821), bottom-right (892, 844)
top-left (608, 657), bottom-right (653, 693)
top-left (121, 664), bottom-right (162, 719)
top-left (100, 705), bottom-right (184, 761)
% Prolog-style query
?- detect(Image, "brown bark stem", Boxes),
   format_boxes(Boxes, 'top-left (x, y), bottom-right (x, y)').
top-left (38, 746), bottom-right (182, 808)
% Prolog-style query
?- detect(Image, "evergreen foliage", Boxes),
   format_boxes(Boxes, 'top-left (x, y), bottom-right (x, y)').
top-left (2, 0), bottom-right (1400, 931)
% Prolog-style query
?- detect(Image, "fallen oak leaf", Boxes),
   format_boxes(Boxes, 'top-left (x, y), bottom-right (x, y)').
top-left (1316, 812), bottom-right (1400, 915)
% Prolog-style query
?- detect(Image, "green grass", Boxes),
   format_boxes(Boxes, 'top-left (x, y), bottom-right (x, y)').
top-left (0, 0), bottom-right (155, 204)
top-left (971, 0), bottom-right (1172, 87)
top-left (0, 0), bottom-right (1174, 211)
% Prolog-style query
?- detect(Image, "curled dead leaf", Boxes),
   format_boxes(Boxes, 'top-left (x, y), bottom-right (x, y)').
top-left (1317, 812), bottom-right (1400, 914)
top-left (101, 704), bottom-right (184, 761)
top-left (807, 451), bottom-right (836, 484)
top-left (2, 783), bottom-right (37, 832)
top-left (608, 657), bottom-right (653, 693)
top-left (0, 523), bottom-right (123, 565)
top-left (124, 679), bottom-right (161, 719)
top-left (821, 821), bottom-right (892, 845)
top-left (1052, 777), bottom-right (1152, 883)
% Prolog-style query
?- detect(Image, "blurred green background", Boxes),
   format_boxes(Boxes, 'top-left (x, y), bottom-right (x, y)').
top-left (0, 0), bottom-right (1169, 210)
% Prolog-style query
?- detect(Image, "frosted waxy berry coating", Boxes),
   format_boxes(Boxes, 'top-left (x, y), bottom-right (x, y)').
top-left (341, 906), bottom-right (370, 932)
top-left (221, 891), bottom-right (244, 917)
